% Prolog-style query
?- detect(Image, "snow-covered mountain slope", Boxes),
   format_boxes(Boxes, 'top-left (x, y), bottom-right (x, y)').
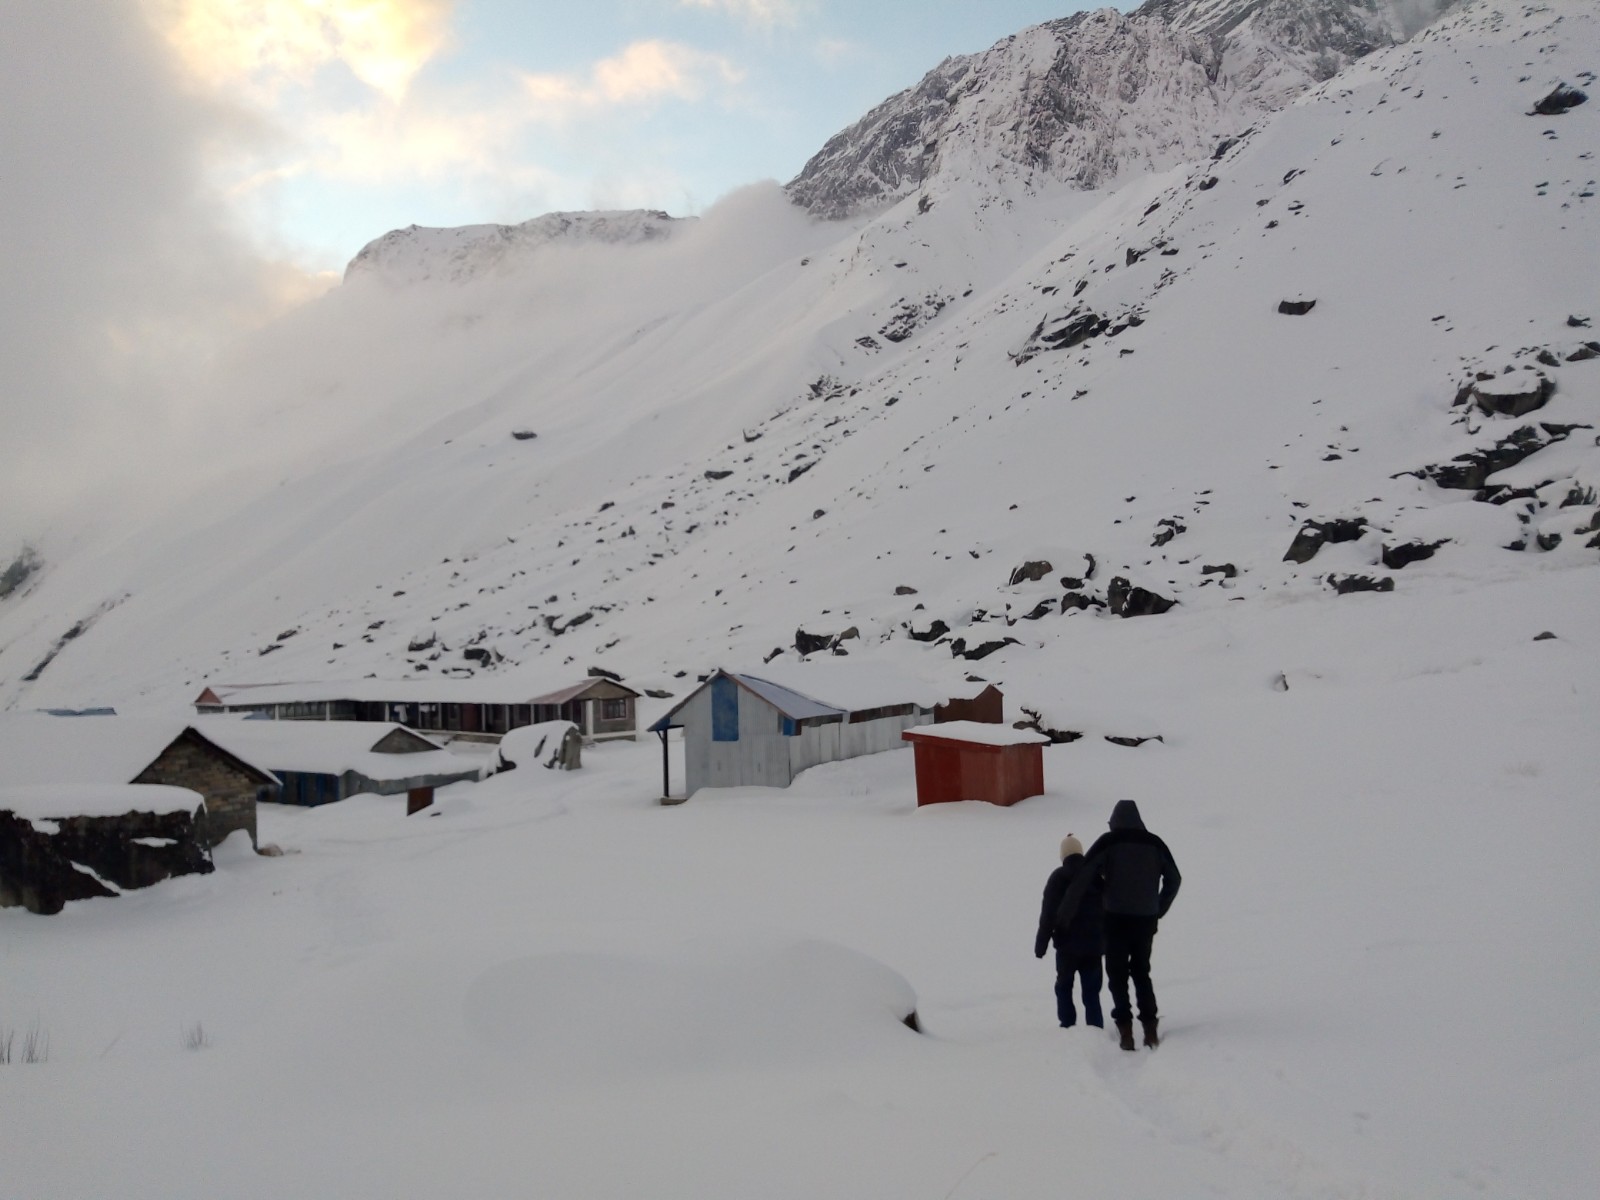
top-left (345, 208), bottom-right (684, 286)
top-left (786, 0), bottom-right (1460, 218)
top-left (2, 0), bottom-right (1591, 719)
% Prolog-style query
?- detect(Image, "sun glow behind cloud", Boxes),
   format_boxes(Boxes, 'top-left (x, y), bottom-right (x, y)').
top-left (144, 0), bottom-right (455, 101)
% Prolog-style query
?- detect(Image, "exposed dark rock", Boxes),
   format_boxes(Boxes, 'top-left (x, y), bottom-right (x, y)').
top-left (1014, 707), bottom-right (1083, 744)
top-left (511, 429), bottom-right (538, 441)
top-left (407, 633), bottom-right (437, 653)
top-left (1213, 136), bottom-right (1241, 160)
top-left (894, 585), bottom-right (919, 596)
top-left (950, 636), bottom-right (1020, 661)
top-left (644, 688), bottom-right (675, 699)
top-left (1105, 734), bottom-right (1164, 748)
top-left (462, 647), bottom-right (492, 664)
top-left (0, 545), bottom-right (42, 600)
top-left (1566, 341), bottom-right (1600, 362)
top-left (1411, 424), bottom-right (1584, 491)
top-left (1106, 576), bottom-right (1176, 617)
top-left (1152, 518), bottom-right (1186, 548)
top-left (1008, 560), bottom-right (1054, 586)
top-left (1382, 540), bottom-right (1447, 569)
top-left (1020, 600), bottom-right (1056, 621)
top-left (705, 469), bottom-right (733, 481)
top-left (762, 647), bottom-right (784, 664)
top-left (1060, 576), bottom-right (1085, 590)
top-left (1278, 298), bottom-right (1317, 316)
top-left (1472, 373), bottom-right (1555, 418)
top-left (546, 611), bottom-right (593, 636)
top-left (588, 666), bottom-right (623, 681)
top-left (1568, 315), bottom-right (1592, 328)
top-left (795, 628), bottom-right (835, 656)
top-left (907, 619), bottom-right (951, 643)
top-left (1531, 84), bottom-right (1588, 115)
top-left (0, 804), bottom-right (212, 916)
top-left (1197, 175), bottom-right (1219, 190)
top-left (788, 461), bottom-right (817, 483)
top-left (1328, 574), bottom-right (1395, 594)
top-left (1061, 591), bottom-right (1105, 612)
top-left (1201, 563), bottom-right (1238, 578)
top-left (1534, 631), bottom-right (1558, 641)
top-left (1284, 517), bottom-right (1369, 563)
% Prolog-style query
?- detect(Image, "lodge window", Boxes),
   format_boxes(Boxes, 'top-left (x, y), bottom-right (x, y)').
top-left (600, 698), bottom-right (629, 721)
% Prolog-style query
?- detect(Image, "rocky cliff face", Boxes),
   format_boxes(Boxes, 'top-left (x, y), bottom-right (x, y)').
top-left (345, 209), bottom-right (684, 287)
top-left (786, 0), bottom-right (1458, 219)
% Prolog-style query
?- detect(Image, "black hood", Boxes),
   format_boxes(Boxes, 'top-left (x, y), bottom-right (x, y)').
top-left (1109, 799), bottom-right (1146, 831)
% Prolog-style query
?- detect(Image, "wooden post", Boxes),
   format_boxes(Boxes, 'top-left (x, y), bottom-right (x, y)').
top-left (406, 787), bottom-right (433, 815)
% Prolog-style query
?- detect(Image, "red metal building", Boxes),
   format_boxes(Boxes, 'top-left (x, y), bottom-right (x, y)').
top-left (901, 721), bottom-right (1049, 807)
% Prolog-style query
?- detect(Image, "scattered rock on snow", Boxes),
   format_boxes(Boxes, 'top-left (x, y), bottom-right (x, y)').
top-left (1382, 540), bottom-right (1448, 570)
top-left (1284, 518), bottom-right (1369, 564)
top-left (1278, 298), bottom-right (1317, 316)
top-left (1531, 84), bottom-right (1588, 115)
top-left (1328, 574), bottom-right (1395, 595)
top-left (1472, 372), bottom-right (1555, 418)
top-left (1008, 560), bottom-right (1053, 586)
top-left (1106, 577), bottom-right (1175, 617)
top-left (795, 629), bottom-right (835, 656)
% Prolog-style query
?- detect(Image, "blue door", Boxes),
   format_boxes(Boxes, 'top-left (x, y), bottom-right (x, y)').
top-left (712, 676), bottom-right (739, 742)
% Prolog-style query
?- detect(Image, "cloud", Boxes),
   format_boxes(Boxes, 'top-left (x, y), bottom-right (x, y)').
top-left (0, 1), bottom-right (323, 536)
top-left (143, 0), bottom-right (454, 101)
top-left (678, 0), bottom-right (809, 30)
top-left (522, 40), bottom-right (745, 115)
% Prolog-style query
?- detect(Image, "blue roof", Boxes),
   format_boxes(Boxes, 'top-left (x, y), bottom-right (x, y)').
top-left (648, 670), bottom-right (846, 732)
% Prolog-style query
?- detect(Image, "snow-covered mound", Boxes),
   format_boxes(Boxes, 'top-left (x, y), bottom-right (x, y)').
top-left (461, 938), bottom-right (919, 1082)
top-left (345, 208), bottom-right (685, 287)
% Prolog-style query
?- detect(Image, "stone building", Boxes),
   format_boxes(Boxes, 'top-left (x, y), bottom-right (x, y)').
top-left (0, 715), bottom-right (277, 848)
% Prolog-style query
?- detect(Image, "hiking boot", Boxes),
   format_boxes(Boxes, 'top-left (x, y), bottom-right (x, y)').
top-left (1115, 1020), bottom-right (1136, 1052)
top-left (1141, 1018), bottom-right (1160, 1048)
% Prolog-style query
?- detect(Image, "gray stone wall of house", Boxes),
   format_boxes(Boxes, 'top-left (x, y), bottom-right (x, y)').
top-left (0, 805), bottom-right (213, 915)
top-left (135, 733), bottom-right (269, 849)
top-left (371, 728), bottom-right (439, 754)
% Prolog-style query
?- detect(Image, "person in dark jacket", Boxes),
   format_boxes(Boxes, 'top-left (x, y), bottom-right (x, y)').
top-left (1034, 834), bottom-right (1104, 1028)
top-left (1055, 799), bottom-right (1180, 1050)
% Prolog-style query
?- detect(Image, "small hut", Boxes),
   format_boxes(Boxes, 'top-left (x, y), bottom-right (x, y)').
top-left (901, 722), bottom-right (1049, 807)
top-left (649, 663), bottom-right (1002, 802)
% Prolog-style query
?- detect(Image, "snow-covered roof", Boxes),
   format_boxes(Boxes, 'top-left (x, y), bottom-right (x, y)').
top-left (902, 721), bottom-right (1050, 747)
top-left (196, 676), bottom-right (636, 708)
top-left (650, 663), bottom-right (989, 731)
top-left (194, 718), bottom-right (479, 784)
top-left (0, 783), bottom-right (204, 821)
top-left (0, 714), bottom-right (275, 788)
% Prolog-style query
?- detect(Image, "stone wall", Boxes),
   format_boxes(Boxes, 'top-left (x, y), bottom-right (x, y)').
top-left (135, 730), bottom-right (270, 848)
top-left (0, 805), bottom-right (213, 916)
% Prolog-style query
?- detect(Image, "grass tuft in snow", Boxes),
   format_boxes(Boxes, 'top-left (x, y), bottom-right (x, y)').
top-left (0, 1021), bottom-right (50, 1065)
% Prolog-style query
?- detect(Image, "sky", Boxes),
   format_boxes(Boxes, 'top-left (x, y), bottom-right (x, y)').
top-left (0, 0), bottom-right (1108, 537)
top-left (147, 0), bottom-right (1113, 273)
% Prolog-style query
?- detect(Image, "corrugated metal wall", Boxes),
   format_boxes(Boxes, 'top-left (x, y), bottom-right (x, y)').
top-left (681, 680), bottom-right (926, 797)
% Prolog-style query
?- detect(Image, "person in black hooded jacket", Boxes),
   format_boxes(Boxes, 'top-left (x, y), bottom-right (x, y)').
top-left (1055, 799), bottom-right (1180, 1050)
top-left (1034, 834), bottom-right (1104, 1028)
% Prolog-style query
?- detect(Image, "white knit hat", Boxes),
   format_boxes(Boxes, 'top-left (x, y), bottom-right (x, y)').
top-left (1060, 834), bottom-right (1083, 860)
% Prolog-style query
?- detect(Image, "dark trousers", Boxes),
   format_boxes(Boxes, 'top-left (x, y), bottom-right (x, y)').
top-left (1104, 914), bottom-right (1159, 1023)
top-left (1053, 947), bottom-right (1103, 1028)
